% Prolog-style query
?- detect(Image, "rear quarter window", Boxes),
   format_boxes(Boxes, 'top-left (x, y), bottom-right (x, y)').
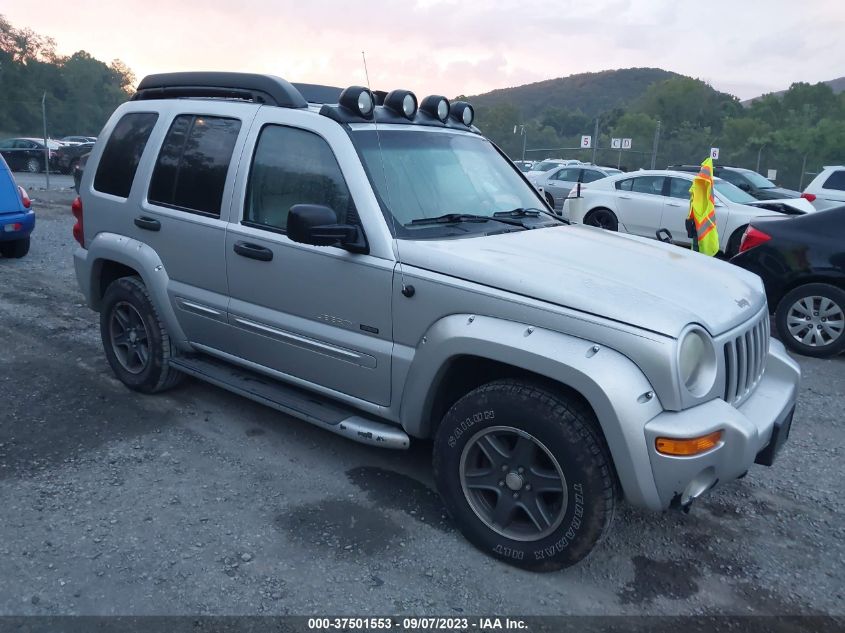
top-left (822, 170), bottom-right (845, 191)
top-left (94, 112), bottom-right (159, 198)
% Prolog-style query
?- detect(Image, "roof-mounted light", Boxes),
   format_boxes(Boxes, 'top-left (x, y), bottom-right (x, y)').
top-left (384, 90), bottom-right (418, 120)
top-left (450, 101), bottom-right (474, 126)
top-left (339, 86), bottom-right (375, 118)
top-left (420, 95), bottom-right (450, 122)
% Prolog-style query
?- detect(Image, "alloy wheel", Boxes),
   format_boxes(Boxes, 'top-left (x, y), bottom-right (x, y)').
top-left (109, 301), bottom-right (151, 374)
top-left (786, 295), bottom-right (844, 348)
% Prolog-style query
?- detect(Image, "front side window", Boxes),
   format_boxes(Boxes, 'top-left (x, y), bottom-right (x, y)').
top-left (244, 125), bottom-right (353, 232)
top-left (556, 168), bottom-right (581, 182)
top-left (581, 170), bottom-right (605, 183)
top-left (148, 114), bottom-right (241, 217)
top-left (352, 128), bottom-right (545, 238)
top-left (94, 112), bottom-right (158, 198)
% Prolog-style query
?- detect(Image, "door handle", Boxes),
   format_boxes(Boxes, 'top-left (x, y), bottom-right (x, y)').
top-left (667, 203), bottom-right (683, 207)
top-left (233, 241), bottom-right (273, 262)
top-left (619, 195), bottom-right (631, 200)
top-left (134, 216), bottom-right (161, 231)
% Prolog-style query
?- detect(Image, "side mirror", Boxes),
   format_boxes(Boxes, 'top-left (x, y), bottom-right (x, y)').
top-left (287, 204), bottom-right (368, 254)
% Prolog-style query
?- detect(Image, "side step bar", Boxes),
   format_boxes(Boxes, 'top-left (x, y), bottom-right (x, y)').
top-left (169, 355), bottom-right (410, 450)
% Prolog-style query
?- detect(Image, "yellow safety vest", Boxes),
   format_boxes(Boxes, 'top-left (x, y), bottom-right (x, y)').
top-left (688, 158), bottom-right (720, 256)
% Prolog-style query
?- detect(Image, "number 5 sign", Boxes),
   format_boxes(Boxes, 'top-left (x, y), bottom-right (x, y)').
top-left (710, 147), bottom-right (720, 160)
top-left (581, 135), bottom-right (592, 149)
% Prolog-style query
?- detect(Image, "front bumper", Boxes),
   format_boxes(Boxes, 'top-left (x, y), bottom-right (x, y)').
top-left (643, 338), bottom-right (800, 509)
top-left (0, 209), bottom-right (35, 241)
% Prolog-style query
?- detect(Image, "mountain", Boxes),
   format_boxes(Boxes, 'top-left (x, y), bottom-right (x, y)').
top-left (741, 76), bottom-right (845, 106)
top-left (467, 67), bottom-right (683, 119)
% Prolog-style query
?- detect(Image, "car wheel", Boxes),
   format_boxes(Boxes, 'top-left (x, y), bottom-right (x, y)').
top-left (0, 237), bottom-right (30, 258)
top-left (584, 208), bottom-right (618, 231)
top-left (25, 157), bottom-right (41, 173)
top-left (775, 283), bottom-right (845, 358)
top-left (100, 276), bottom-right (184, 393)
top-left (433, 379), bottom-right (617, 571)
top-left (726, 226), bottom-right (746, 258)
top-left (545, 193), bottom-right (555, 210)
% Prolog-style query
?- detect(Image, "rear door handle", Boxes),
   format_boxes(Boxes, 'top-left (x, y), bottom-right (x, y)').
top-left (667, 203), bottom-right (683, 207)
top-left (233, 241), bottom-right (273, 262)
top-left (619, 195), bottom-right (631, 199)
top-left (134, 216), bottom-right (161, 231)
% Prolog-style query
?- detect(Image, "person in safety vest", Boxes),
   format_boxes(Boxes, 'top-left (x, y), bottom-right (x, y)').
top-left (685, 158), bottom-right (720, 256)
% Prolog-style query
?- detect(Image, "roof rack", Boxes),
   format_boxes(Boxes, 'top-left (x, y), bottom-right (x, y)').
top-left (292, 83), bottom-right (343, 104)
top-left (132, 72), bottom-right (309, 108)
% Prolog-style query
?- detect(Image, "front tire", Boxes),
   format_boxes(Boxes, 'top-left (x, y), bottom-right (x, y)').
top-left (433, 380), bottom-right (616, 571)
top-left (25, 157), bottom-right (41, 173)
top-left (100, 276), bottom-right (183, 393)
top-left (775, 283), bottom-right (845, 357)
top-left (0, 237), bottom-right (30, 258)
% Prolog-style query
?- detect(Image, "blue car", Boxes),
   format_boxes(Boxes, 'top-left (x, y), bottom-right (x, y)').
top-left (0, 154), bottom-right (34, 258)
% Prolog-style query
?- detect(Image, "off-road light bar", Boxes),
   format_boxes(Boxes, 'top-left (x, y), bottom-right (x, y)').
top-left (339, 86), bottom-right (375, 118)
top-left (384, 90), bottom-right (418, 119)
top-left (450, 101), bottom-right (474, 126)
top-left (420, 95), bottom-right (450, 122)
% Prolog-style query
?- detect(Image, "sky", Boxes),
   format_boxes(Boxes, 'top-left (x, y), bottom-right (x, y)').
top-left (4, 0), bottom-right (845, 101)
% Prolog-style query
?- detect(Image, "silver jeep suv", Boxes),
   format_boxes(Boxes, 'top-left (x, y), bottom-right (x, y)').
top-left (72, 72), bottom-right (801, 570)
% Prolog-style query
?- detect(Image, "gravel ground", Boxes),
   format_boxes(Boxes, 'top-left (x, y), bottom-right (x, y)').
top-left (0, 191), bottom-right (842, 616)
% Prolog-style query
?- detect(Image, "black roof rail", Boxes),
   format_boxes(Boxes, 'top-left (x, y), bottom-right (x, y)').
top-left (131, 72), bottom-right (308, 108)
top-left (292, 83), bottom-right (343, 104)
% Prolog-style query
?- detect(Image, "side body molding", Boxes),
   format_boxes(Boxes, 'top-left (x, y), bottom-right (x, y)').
top-left (398, 314), bottom-right (665, 509)
top-left (82, 232), bottom-right (190, 350)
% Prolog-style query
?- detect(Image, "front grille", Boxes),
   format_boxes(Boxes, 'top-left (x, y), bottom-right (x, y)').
top-left (723, 312), bottom-right (770, 405)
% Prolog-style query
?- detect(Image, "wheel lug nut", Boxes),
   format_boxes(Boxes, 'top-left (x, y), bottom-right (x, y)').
top-left (512, 493), bottom-right (519, 499)
top-left (498, 481), bottom-right (504, 487)
top-left (517, 467), bottom-right (524, 474)
top-left (525, 484), bottom-right (532, 491)
top-left (501, 465), bottom-right (508, 471)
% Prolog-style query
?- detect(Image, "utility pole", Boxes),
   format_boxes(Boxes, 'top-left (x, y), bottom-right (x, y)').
top-left (650, 120), bottom-right (661, 169)
top-left (41, 92), bottom-right (50, 190)
top-left (798, 154), bottom-right (808, 191)
top-left (755, 144), bottom-right (766, 173)
top-left (591, 119), bottom-right (599, 164)
top-left (514, 125), bottom-right (527, 161)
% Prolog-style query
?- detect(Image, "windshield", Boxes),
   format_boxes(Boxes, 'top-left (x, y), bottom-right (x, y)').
top-left (352, 128), bottom-right (547, 238)
top-left (714, 180), bottom-right (758, 204)
top-left (738, 169), bottom-right (776, 189)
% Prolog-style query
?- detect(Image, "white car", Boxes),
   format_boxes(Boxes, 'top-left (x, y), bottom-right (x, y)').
top-left (802, 166), bottom-right (845, 211)
top-left (523, 158), bottom-right (582, 183)
top-left (534, 165), bottom-right (621, 213)
top-left (564, 169), bottom-right (815, 256)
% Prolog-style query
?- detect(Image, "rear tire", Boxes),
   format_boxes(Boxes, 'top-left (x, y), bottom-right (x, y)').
top-left (0, 237), bottom-right (30, 258)
top-left (100, 276), bottom-right (184, 393)
top-left (433, 379), bottom-right (616, 571)
top-left (584, 208), bottom-right (618, 231)
top-left (775, 283), bottom-right (845, 358)
top-left (545, 193), bottom-right (555, 211)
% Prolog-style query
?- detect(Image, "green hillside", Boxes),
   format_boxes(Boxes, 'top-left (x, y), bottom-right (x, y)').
top-left (467, 67), bottom-right (682, 119)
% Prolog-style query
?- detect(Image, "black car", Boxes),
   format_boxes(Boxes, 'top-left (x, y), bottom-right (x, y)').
top-left (73, 152), bottom-right (90, 193)
top-left (731, 206), bottom-right (845, 357)
top-left (670, 164), bottom-right (800, 201)
top-left (55, 142), bottom-right (94, 174)
top-left (0, 137), bottom-right (62, 173)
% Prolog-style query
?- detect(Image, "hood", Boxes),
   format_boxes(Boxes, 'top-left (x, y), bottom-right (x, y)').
top-left (398, 225), bottom-right (766, 338)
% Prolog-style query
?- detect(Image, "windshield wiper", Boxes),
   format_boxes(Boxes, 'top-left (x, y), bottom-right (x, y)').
top-left (408, 213), bottom-right (527, 228)
top-left (494, 207), bottom-right (565, 223)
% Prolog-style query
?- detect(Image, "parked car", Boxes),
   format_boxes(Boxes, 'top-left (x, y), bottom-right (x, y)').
top-left (73, 152), bottom-right (89, 193)
top-left (565, 169), bottom-right (815, 256)
top-left (731, 206), bottom-right (845, 357)
top-left (0, 137), bottom-right (62, 173)
top-left (523, 159), bottom-right (581, 182)
top-left (534, 165), bottom-right (621, 214)
top-left (512, 160), bottom-right (534, 172)
top-left (72, 72), bottom-right (799, 571)
top-left (0, 154), bottom-right (35, 258)
top-left (670, 164), bottom-right (800, 200)
top-left (802, 166), bottom-right (845, 211)
top-left (59, 135), bottom-right (97, 145)
top-left (56, 142), bottom-right (94, 174)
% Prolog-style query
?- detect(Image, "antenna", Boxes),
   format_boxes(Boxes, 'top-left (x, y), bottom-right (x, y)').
top-left (361, 51), bottom-right (413, 298)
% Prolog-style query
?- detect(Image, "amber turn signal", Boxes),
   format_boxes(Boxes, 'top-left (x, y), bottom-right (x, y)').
top-left (655, 430), bottom-right (723, 456)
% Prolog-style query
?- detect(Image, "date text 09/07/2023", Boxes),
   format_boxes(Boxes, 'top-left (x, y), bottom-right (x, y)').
top-left (307, 616), bottom-right (529, 630)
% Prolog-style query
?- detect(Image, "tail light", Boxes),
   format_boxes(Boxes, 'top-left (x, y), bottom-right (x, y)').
top-left (801, 193), bottom-right (816, 202)
top-left (738, 225), bottom-right (771, 254)
top-left (71, 196), bottom-right (84, 248)
top-left (18, 186), bottom-right (31, 209)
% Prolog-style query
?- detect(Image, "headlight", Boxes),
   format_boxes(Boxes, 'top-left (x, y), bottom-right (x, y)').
top-left (678, 327), bottom-right (717, 397)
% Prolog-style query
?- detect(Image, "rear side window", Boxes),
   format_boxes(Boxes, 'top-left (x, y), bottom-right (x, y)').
top-left (148, 114), bottom-right (241, 217)
top-left (94, 112), bottom-right (158, 198)
top-left (631, 176), bottom-right (665, 195)
top-left (615, 178), bottom-right (634, 191)
top-left (822, 170), bottom-right (845, 191)
top-left (581, 170), bottom-right (605, 183)
top-left (244, 125), bottom-right (353, 232)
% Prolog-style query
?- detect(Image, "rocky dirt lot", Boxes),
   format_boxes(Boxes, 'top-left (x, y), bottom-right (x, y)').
top-left (0, 191), bottom-right (842, 617)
